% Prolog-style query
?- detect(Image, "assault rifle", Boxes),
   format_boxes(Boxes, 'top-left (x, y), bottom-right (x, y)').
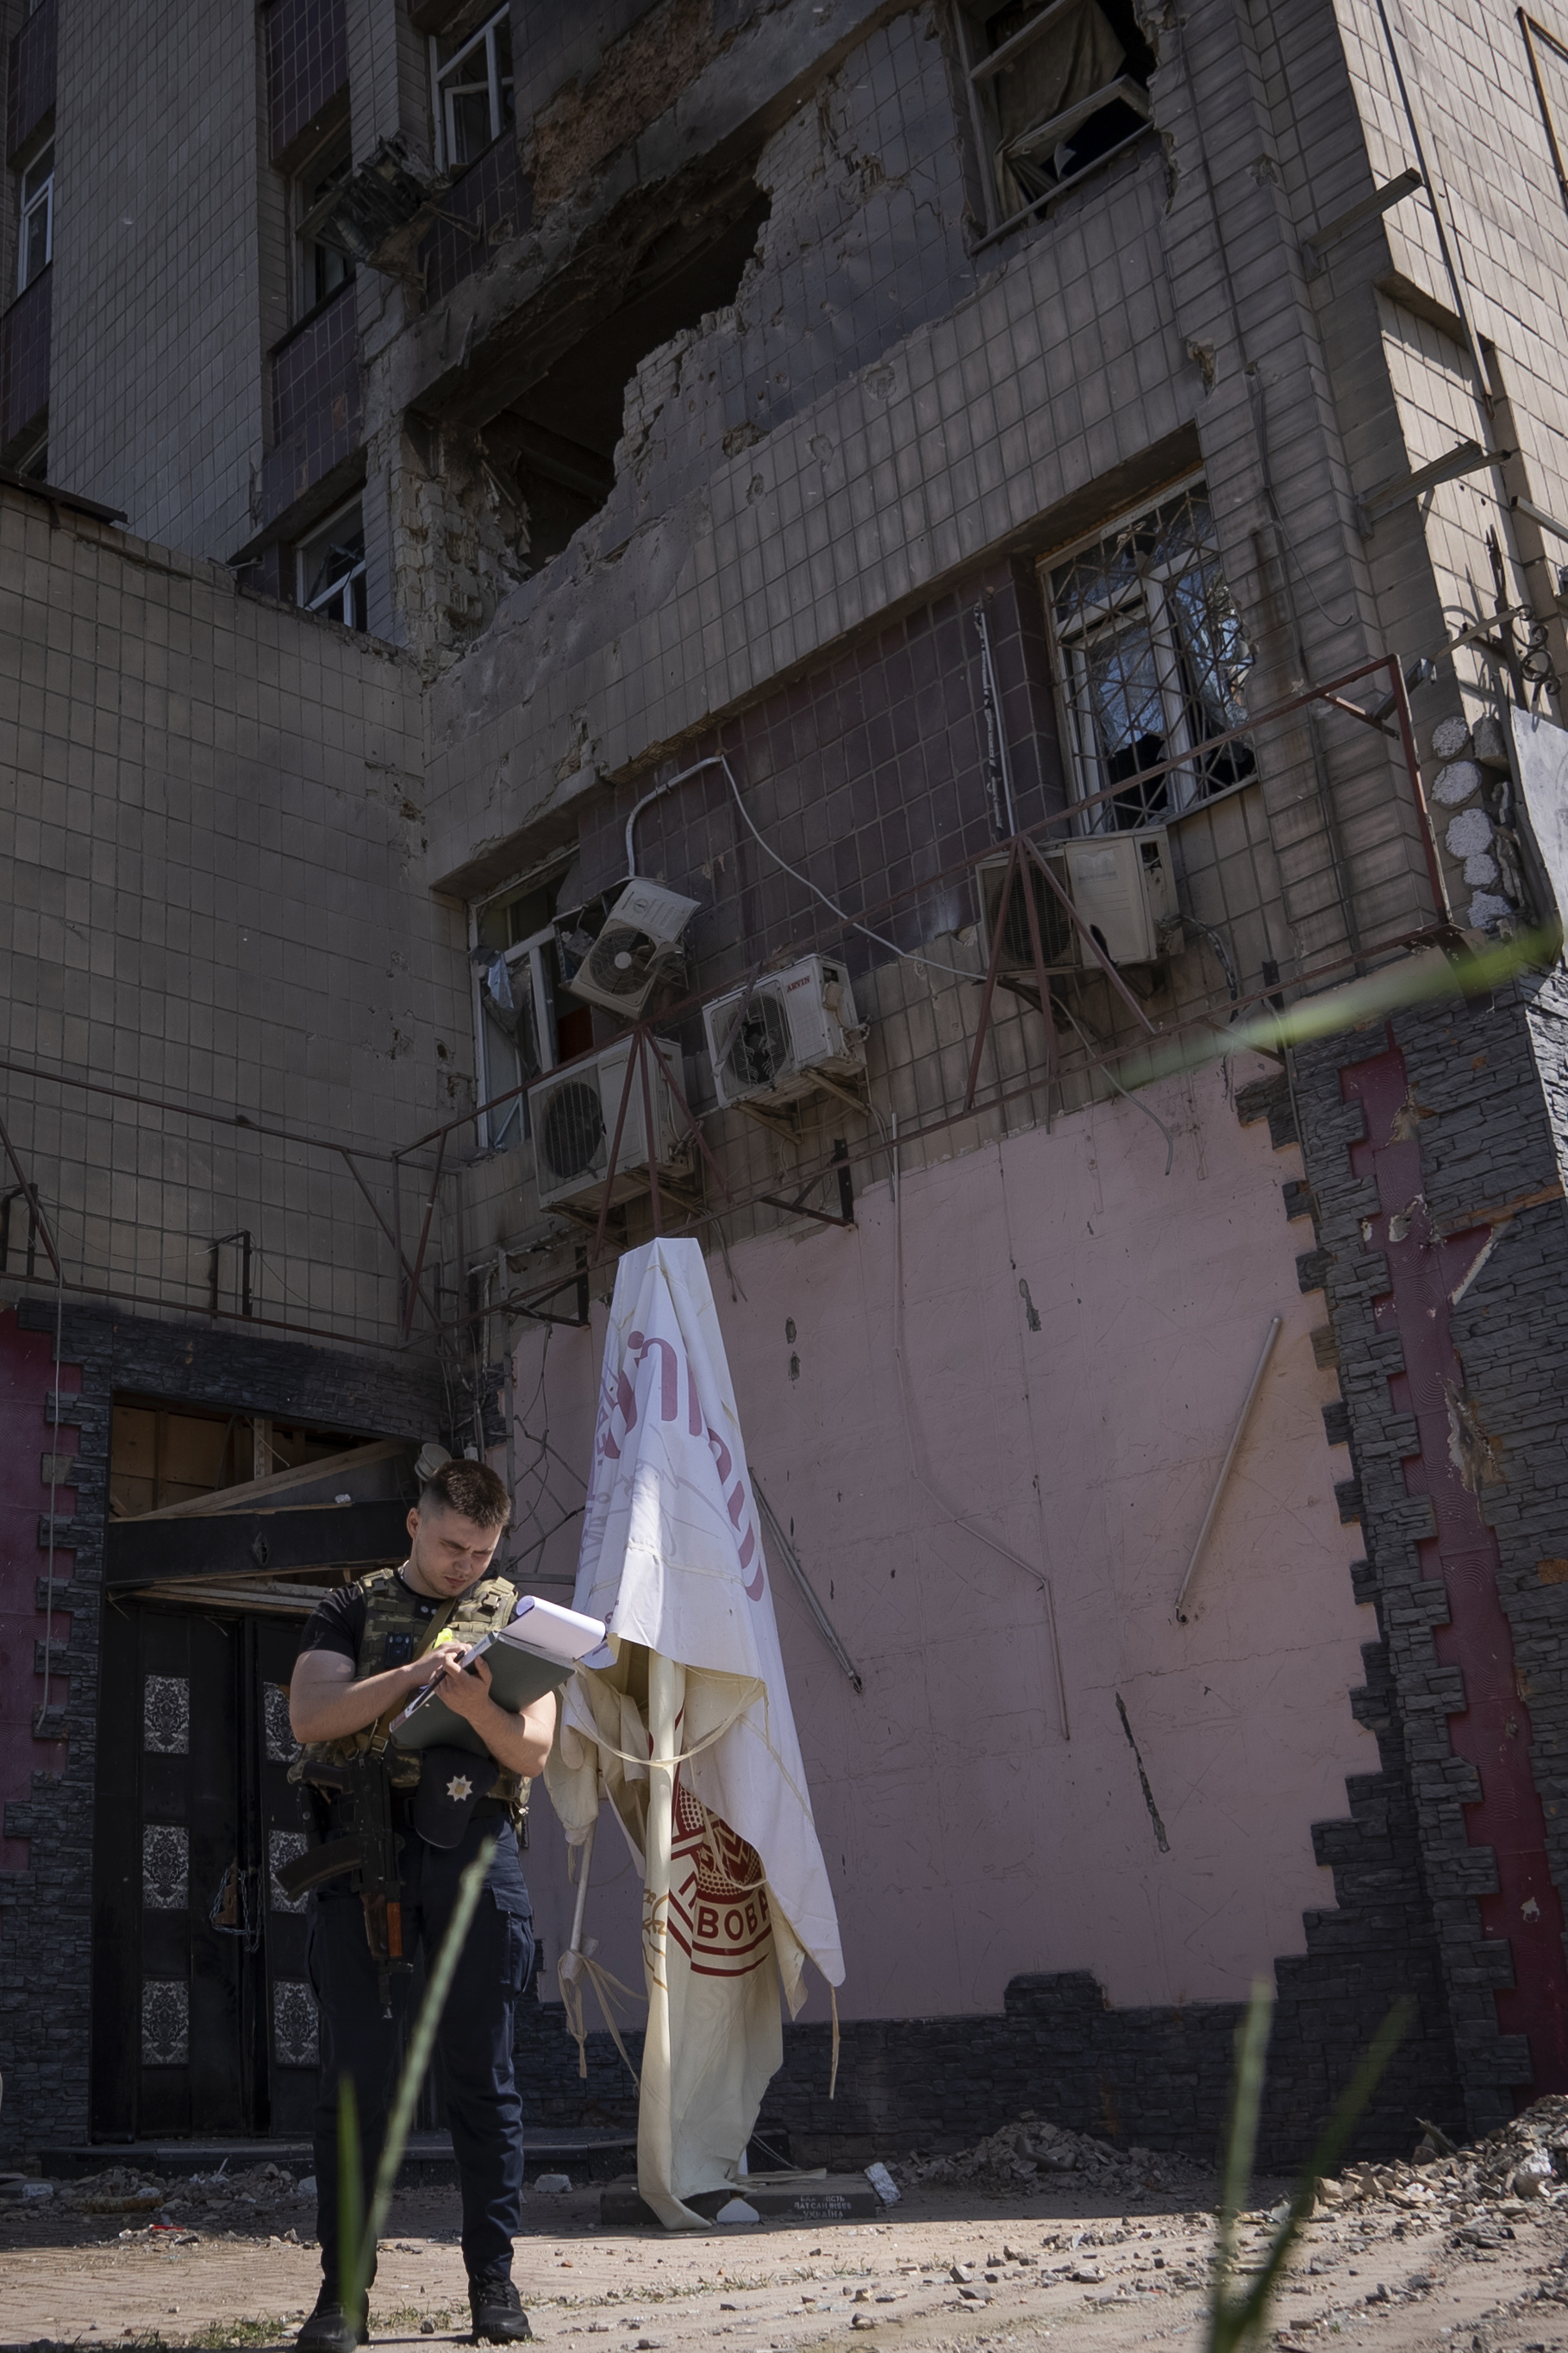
top-left (277, 1750), bottom-right (412, 2014)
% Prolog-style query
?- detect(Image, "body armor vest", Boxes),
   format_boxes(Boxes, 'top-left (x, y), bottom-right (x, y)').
top-left (293, 1564), bottom-right (525, 1806)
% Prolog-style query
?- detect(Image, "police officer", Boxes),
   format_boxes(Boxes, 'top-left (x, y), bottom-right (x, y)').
top-left (289, 1457), bottom-right (555, 2350)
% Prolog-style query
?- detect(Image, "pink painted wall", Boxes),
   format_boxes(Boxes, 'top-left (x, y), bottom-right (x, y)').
top-left (513, 1054), bottom-right (1377, 2025)
top-left (0, 1307), bottom-right (74, 1874)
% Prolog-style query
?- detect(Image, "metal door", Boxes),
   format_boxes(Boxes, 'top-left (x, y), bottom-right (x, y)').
top-left (91, 1602), bottom-right (320, 2138)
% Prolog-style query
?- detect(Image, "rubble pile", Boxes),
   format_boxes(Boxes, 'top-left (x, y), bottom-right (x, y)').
top-left (905, 2112), bottom-right (1204, 2200)
top-left (1319, 2096), bottom-right (1568, 2213)
top-left (53, 2160), bottom-right (308, 2228)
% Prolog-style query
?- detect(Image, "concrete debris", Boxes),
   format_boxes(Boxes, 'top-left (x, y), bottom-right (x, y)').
top-left (1322, 2094), bottom-right (1568, 2212)
top-left (47, 2159), bottom-right (309, 2228)
top-left (904, 2115), bottom-right (1205, 2200)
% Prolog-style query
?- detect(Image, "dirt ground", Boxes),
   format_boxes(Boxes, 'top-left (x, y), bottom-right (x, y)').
top-left (3, 2161), bottom-right (1568, 2353)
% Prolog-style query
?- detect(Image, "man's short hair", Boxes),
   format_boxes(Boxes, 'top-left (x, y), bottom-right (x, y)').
top-left (418, 1458), bottom-right (511, 1530)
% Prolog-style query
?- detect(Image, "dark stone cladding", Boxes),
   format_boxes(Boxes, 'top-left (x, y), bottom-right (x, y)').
top-left (1287, 973), bottom-right (1568, 2136)
top-left (0, 1299), bottom-right (443, 2163)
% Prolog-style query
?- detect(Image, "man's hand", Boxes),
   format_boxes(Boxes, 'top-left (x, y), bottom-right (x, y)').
top-left (426, 1646), bottom-right (494, 1724)
top-left (422, 1649), bottom-right (558, 1778)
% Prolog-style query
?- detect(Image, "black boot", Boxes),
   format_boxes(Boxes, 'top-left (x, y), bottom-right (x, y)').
top-left (470, 2269), bottom-right (533, 2344)
top-left (296, 2281), bottom-right (370, 2350)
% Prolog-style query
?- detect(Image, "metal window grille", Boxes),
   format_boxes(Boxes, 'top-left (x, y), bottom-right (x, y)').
top-left (952, 0), bottom-right (1154, 241)
top-left (1045, 480), bottom-right (1257, 833)
top-left (432, 6), bottom-right (514, 175)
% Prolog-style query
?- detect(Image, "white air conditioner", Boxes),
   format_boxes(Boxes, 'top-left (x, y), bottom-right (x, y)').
top-left (976, 827), bottom-right (1176, 972)
top-left (1063, 827), bottom-right (1177, 963)
top-left (704, 955), bottom-right (867, 1111)
top-left (528, 1038), bottom-right (690, 1212)
top-left (565, 878), bottom-right (700, 1018)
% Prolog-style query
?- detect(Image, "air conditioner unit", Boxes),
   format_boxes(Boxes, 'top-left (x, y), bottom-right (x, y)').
top-left (1063, 827), bottom-right (1177, 964)
top-left (564, 878), bottom-right (700, 1018)
top-left (704, 955), bottom-right (867, 1111)
top-left (528, 1038), bottom-right (690, 1212)
top-left (976, 847), bottom-right (1076, 973)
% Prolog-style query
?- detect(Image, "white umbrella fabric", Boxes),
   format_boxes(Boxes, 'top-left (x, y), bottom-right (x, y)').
top-left (544, 1237), bottom-right (844, 2228)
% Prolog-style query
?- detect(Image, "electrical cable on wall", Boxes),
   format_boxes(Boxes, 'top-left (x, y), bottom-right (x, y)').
top-left (1055, 1000), bottom-right (1176, 1175)
top-left (625, 750), bottom-right (974, 977)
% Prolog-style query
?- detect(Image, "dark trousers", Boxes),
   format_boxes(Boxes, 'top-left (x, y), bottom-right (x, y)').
top-left (308, 1808), bottom-right (534, 2286)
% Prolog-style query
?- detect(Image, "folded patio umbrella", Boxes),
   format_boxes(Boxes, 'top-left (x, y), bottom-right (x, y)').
top-left (544, 1236), bottom-right (844, 2228)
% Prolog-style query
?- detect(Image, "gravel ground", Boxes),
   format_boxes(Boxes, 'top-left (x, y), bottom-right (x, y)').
top-left (4, 2153), bottom-right (1568, 2353)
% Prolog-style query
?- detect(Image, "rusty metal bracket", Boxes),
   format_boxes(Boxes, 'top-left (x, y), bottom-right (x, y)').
top-left (0, 1106), bottom-right (60, 1277)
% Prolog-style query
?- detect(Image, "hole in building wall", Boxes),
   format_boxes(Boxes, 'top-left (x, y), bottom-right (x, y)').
top-left (483, 178), bottom-right (772, 565)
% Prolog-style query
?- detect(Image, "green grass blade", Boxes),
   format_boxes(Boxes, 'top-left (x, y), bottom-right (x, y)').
top-left (337, 2075), bottom-right (365, 2333)
top-left (1209, 1981), bottom-right (1273, 2353)
top-left (352, 1833), bottom-right (499, 2298)
top-left (1207, 1997), bottom-right (1412, 2353)
top-left (1231, 1999), bottom-right (1412, 2341)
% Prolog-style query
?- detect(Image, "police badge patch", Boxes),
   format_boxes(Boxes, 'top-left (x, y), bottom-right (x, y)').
top-left (414, 1745), bottom-right (487, 1848)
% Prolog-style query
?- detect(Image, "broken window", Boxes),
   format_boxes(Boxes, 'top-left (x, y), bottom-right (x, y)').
top-left (431, 5), bottom-right (514, 174)
top-left (471, 866), bottom-right (594, 1149)
top-left (16, 134), bottom-right (53, 292)
top-left (953, 0), bottom-right (1155, 237)
top-left (1045, 482), bottom-right (1255, 833)
top-left (481, 173), bottom-right (769, 566)
top-left (1523, 15), bottom-right (1568, 218)
top-left (296, 496), bottom-right (367, 628)
top-left (293, 134), bottom-right (353, 315)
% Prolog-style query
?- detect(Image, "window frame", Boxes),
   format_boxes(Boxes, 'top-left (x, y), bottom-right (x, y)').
top-left (16, 132), bottom-right (53, 295)
top-left (952, 0), bottom-right (1154, 246)
top-left (1522, 10), bottom-right (1568, 217)
top-left (470, 858), bottom-right (574, 1152)
top-left (429, 5), bottom-right (515, 178)
top-left (291, 132), bottom-right (354, 321)
top-left (1042, 477), bottom-right (1258, 835)
top-left (295, 496), bottom-right (368, 631)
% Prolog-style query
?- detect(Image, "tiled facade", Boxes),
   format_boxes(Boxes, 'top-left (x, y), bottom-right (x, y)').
top-left (5, 0), bottom-right (53, 164)
top-left (3, 0), bottom-right (1568, 2165)
top-left (262, 279), bottom-right (363, 523)
top-left (265, 0), bottom-right (348, 165)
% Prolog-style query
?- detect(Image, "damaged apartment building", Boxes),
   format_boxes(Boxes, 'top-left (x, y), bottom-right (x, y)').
top-left (5, 0), bottom-right (1568, 2177)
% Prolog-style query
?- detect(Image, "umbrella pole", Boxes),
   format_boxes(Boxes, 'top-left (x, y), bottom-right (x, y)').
top-left (568, 1818), bottom-right (597, 1957)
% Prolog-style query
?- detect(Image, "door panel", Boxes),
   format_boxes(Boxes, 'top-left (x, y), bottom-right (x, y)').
top-left (91, 1603), bottom-right (322, 2140)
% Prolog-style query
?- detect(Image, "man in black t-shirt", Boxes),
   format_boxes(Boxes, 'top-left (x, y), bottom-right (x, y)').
top-left (290, 1459), bottom-right (555, 2351)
